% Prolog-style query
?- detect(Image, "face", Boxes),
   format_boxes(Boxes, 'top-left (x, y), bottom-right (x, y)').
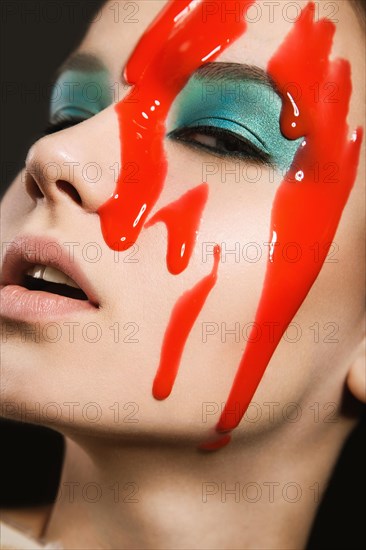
top-left (1, 0), bottom-right (364, 447)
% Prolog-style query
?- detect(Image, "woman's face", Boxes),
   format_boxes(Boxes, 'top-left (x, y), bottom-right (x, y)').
top-left (1, 0), bottom-right (364, 445)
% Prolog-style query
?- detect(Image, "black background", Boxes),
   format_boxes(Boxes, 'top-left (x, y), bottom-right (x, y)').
top-left (1, 1), bottom-right (365, 548)
top-left (1, 0), bottom-right (102, 194)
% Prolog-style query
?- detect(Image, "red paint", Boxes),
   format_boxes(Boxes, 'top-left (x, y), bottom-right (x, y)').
top-left (145, 183), bottom-right (209, 275)
top-left (199, 432), bottom-right (232, 452)
top-left (96, 0), bottom-right (255, 428)
top-left (216, 2), bottom-right (363, 436)
top-left (96, 0), bottom-right (362, 449)
top-left (153, 245), bottom-right (220, 400)
top-left (98, 0), bottom-right (255, 250)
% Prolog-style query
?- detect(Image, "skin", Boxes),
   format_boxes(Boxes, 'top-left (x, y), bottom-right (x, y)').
top-left (0, 1), bottom-right (365, 548)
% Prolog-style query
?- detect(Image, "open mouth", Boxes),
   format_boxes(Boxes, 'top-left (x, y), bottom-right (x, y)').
top-left (23, 264), bottom-right (88, 301)
top-left (0, 235), bottom-right (100, 322)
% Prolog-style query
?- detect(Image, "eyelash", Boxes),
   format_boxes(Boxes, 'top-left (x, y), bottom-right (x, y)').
top-left (168, 126), bottom-right (272, 165)
top-left (43, 116), bottom-right (272, 166)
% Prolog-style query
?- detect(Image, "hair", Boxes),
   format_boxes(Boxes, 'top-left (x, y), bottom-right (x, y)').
top-left (351, 0), bottom-right (366, 30)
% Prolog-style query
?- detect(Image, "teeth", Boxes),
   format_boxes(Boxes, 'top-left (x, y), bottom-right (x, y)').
top-left (33, 266), bottom-right (45, 279)
top-left (26, 264), bottom-right (80, 289)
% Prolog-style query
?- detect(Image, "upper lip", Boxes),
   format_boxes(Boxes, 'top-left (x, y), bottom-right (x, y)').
top-left (1, 235), bottom-right (100, 307)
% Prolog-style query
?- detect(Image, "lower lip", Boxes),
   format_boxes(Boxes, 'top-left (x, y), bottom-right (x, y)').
top-left (0, 285), bottom-right (97, 323)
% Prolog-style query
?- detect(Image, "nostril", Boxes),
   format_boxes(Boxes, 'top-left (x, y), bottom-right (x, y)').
top-left (25, 176), bottom-right (44, 200)
top-left (56, 180), bottom-right (82, 205)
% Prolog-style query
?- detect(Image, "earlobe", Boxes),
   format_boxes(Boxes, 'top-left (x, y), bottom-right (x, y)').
top-left (347, 336), bottom-right (366, 404)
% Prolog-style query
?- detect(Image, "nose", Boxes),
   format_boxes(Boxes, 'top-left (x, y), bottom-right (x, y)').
top-left (24, 106), bottom-right (120, 213)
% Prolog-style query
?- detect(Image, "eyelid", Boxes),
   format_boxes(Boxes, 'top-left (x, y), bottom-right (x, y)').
top-left (175, 116), bottom-right (269, 153)
top-left (43, 114), bottom-right (88, 135)
top-left (168, 125), bottom-right (274, 166)
top-left (49, 69), bottom-right (113, 114)
top-left (50, 106), bottom-right (99, 122)
top-left (170, 75), bottom-right (304, 172)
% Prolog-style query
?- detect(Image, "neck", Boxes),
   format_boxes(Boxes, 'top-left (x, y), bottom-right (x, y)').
top-left (43, 422), bottom-right (347, 550)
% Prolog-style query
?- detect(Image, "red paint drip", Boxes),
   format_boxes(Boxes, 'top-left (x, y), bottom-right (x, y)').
top-left (199, 432), bottom-right (232, 452)
top-left (97, 0), bottom-right (254, 250)
top-left (215, 2), bottom-right (363, 437)
top-left (153, 245), bottom-right (220, 400)
top-left (145, 183), bottom-right (209, 275)
top-left (96, 0), bottom-right (362, 449)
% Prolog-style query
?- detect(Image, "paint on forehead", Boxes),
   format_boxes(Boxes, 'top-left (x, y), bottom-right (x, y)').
top-left (49, 69), bottom-right (112, 121)
top-left (169, 74), bottom-right (303, 171)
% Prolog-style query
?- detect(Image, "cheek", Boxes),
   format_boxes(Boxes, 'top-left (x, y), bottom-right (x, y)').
top-left (1, 173), bottom-right (34, 242)
top-left (135, 150), bottom-right (283, 393)
top-left (152, 140), bottom-right (364, 426)
top-left (153, 145), bottom-right (280, 320)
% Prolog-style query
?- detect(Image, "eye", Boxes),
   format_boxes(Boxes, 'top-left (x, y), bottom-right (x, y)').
top-left (43, 115), bottom-right (88, 135)
top-left (168, 126), bottom-right (273, 166)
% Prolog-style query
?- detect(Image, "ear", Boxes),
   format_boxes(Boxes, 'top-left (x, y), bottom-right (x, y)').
top-left (347, 335), bottom-right (366, 403)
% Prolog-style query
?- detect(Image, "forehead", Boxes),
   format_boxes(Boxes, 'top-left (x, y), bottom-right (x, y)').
top-left (77, 0), bottom-right (364, 122)
top-left (78, 0), bottom-right (360, 69)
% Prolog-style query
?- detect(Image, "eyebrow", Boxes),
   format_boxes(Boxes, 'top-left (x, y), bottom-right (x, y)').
top-left (195, 62), bottom-right (276, 90)
top-left (53, 53), bottom-right (277, 93)
top-left (51, 53), bottom-right (109, 85)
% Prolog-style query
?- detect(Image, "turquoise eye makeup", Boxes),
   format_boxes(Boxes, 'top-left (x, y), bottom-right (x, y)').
top-left (45, 68), bottom-right (113, 134)
top-left (45, 59), bottom-right (301, 174)
top-left (168, 66), bottom-right (303, 171)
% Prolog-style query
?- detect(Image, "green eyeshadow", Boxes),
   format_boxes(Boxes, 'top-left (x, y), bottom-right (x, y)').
top-left (169, 75), bottom-right (303, 171)
top-left (49, 69), bottom-right (112, 122)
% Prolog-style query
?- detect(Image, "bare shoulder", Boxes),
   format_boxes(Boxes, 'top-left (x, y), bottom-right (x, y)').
top-left (0, 505), bottom-right (51, 540)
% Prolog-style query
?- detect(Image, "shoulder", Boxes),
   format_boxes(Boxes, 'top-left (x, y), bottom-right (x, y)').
top-left (0, 506), bottom-right (60, 549)
top-left (0, 520), bottom-right (43, 549)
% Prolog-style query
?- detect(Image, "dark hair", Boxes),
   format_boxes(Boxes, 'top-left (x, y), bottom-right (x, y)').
top-left (351, 0), bottom-right (366, 29)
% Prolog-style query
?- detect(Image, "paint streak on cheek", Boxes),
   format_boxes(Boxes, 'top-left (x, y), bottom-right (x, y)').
top-left (152, 245), bottom-right (221, 401)
top-left (96, 0), bottom-right (362, 451)
top-left (145, 183), bottom-right (209, 275)
top-left (215, 2), bottom-right (363, 442)
top-left (96, 0), bottom-right (256, 445)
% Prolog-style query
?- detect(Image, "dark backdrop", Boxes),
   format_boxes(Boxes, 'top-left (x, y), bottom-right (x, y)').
top-left (1, 1), bottom-right (365, 549)
top-left (0, 0), bottom-right (103, 194)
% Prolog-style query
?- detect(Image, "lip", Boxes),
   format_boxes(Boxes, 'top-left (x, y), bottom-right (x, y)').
top-left (0, 235), bottom-right (100, 322)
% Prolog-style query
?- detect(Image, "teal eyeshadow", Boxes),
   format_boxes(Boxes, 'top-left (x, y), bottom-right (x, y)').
top-left (49, 69), bottom-right (112, 122)
top-left (169, 76), bottom-right (303, 172)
